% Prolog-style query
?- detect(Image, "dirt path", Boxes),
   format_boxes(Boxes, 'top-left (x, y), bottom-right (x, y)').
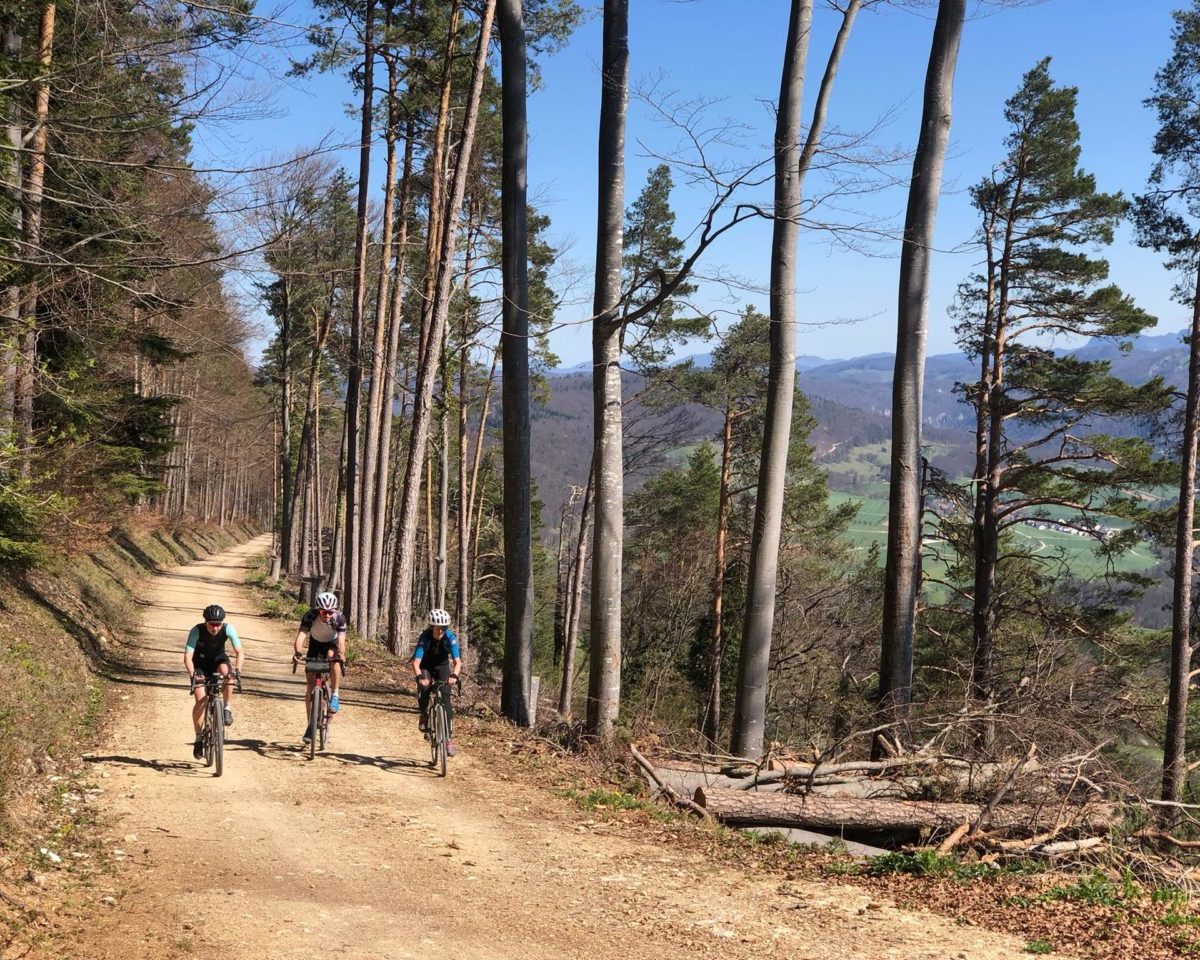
top-left (35, 537), bottom-right (1046, 959)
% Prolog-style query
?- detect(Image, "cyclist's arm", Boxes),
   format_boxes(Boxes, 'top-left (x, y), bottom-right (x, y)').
top-left (449, 633), bottom-right (462, 679)
top-left (335, 630), bottom-right (347, 662)
top-left (293, 628), bottom-right (308, 659)
top-left (227, 624), bottom-right (245, 672)
top-left (184, 626), bottom-right (199, 674)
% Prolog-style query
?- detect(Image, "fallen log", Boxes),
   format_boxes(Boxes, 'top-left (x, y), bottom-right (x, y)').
top-left (693, 788), bottom-right (1117, 834)
top-left (732, 756), bottom-right (1041, 793)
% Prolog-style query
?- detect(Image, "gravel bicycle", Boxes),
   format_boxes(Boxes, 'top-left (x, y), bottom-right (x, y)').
top-left (421, 675), bottom-right (460, 777)
top-left (294, 655), bottom-right (341, 759)
top-left (189, 669), bottom-right (241, 777)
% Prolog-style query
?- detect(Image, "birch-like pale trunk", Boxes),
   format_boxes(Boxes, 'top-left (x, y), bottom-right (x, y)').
top-left (731, 0), bottom-right (860, 760)
top-left (417, 0), bottom-right (462, 369)
top-left (436, 375), bottom-right (450, 608)
top-left (341, 0), bottom-right (376, 623)
top-left (1162, 271), bottom-right (1200, 806)
top-left (328, 412), bottom-right (349, 591)
top-left (1, 23), bottom-right (21, 449)
top-left (585, 0), bottom-right (629, 740)
top-left (499, 0), bottom-right (534, 725)
top-left (876, 0), bottom-right (965, 750)
top-left (369, 120), bottom-right (415, 635)
top-left (389, 0), bottom-right (497, 652)
top-left (358, 71), bottom-right (402, 638)
top-left (702, 405), bottom-right (736, 746)
top-left (559, 464), bottom-right (594, 718)
top-left (16, 2), bottom-right (56, 473)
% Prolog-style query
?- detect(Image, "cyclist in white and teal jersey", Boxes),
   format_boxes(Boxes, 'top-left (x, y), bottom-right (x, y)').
top-left (292, 591), bottom-right (349, 744)
top-left (183, 604), bottom-right (244, 759)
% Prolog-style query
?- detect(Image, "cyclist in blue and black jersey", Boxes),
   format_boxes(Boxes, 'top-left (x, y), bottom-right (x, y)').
top-left (410, 608), bottom-right (462, 756)
top-left (292, 591), bottom-right (349, 744)
top-left (183, 604), bottom-right (244, 760)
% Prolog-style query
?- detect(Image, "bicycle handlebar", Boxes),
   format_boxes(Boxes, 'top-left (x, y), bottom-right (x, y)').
top-left (189, 670), bottom-right (242, 695)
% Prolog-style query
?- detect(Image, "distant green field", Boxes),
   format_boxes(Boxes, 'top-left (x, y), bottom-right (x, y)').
top-left (830, 488), bottom-right (1161, 584)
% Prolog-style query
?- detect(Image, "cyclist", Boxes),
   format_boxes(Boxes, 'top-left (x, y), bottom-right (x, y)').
top-left (292, 591), bottom-right (348, 744)
top-left (183, 604), bottom-right (244, 760)
top-left (410, 608), bottom-right (462, 757)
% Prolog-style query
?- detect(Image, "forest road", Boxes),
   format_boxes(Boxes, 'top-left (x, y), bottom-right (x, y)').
top-left (38, 535), bottom-right (1049, 959)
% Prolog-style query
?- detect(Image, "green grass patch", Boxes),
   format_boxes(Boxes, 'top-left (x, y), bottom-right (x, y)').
top-left (1025, 940), bottom-right (1054, 955)
top-left (1041, 871), bottom-right (1123, 907)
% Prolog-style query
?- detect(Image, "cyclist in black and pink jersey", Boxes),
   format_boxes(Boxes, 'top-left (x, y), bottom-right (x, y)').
top-left (291, 591), bottom-right (348, 744)
top-left (184, 604), bottom-right (244, 760)
top-left (410, 608), bottom-right (462, 756)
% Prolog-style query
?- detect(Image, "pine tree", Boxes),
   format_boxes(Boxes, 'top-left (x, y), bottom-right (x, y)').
top-left (953, 60), bottom-right (1173, 744)
top-left (1133, 2), bottom-right (1200, 807)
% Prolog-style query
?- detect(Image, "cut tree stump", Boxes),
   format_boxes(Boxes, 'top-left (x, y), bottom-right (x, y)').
top-left (693, 788), bottom-right (1116, 834)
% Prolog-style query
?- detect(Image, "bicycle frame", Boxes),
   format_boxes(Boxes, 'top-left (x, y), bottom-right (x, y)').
top-left (423, 678), bottom-right (457, 777)
top-left (189, 670), bottom-right (240, 778)
top-left (294, 657), bottom-right (339, 758)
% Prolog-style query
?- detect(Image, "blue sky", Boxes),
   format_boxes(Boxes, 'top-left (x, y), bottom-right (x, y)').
top-left (197, 0), bottom-right (1188, 367)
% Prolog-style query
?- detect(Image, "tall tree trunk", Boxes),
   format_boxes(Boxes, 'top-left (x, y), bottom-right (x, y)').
top-left (418, 0), bottom-right (462, 369)
top-left (971, 163), bottom-right (1024, 747)
top-left (499, 0), bottom-right (534, 726)
top-left (278, 277), bottom-right (297, 572)
top-left (388, 0), bottom-right (497, 652)
top-left (1, 22), bottom-right (22, 451)
top-left (730, 0), bottom-right (813, 760)
top-left (702, 405), bottom-right (736, 746)
top-left (342, 0), bottom-right (376, 623)
top-left (329, 411), bottom-right (350, 592)
top-left (370, 119), bottom-right (415, 636)
top-left (313, 388), bottom-right (325, 576)
top-left (456, 254), bottom-right (474, 648)
top-left (876, 0), bottom-right (966, 754)
top-left (358, 68), bottom-right (402, 639)
top-left (553, 489), bottom-right (575, 666)
top-left (436, 370), bottom-right (450, 608)
top-left (15, 2), bottom-right (56, 473)
top-left (586, 0), bottom-right (629, 740)
top-left (731, 0), bottom-right (859, 760)
top-left (1162, 272), bottom-right (1200, 806)
top-left (559, 464), bottom-right (594, 718)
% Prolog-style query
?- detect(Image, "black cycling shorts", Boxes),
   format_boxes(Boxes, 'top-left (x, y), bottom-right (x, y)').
top-left (194, 653), bottom-right (231, 678)
top-left (306, 641), bottom-right (342, 666)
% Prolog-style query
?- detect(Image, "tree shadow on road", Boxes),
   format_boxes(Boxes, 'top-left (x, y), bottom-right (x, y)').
top-left (82, 754), bottom-right (216, 778)
top-left (226, 737), bottom-right (438, 777)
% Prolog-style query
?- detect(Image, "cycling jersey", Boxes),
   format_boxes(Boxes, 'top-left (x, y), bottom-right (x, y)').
top-left (299, 608), bottom-right (348, 644)
top-left (186, 622), bottom-right (240, 674)
top-left (186, 622), bottom-right (241, 659)
top-left (412, 627), bottom-right (460, 666)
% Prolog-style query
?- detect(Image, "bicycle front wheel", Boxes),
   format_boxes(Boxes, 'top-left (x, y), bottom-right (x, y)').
top-left (213, 698), bottom-right (224, 778)
top-left (308, 687), bottom-right (321, 760)
top-left (203, 699), bottom-right (215, 768)
top-left (434, 698), bottom-right (448, 778)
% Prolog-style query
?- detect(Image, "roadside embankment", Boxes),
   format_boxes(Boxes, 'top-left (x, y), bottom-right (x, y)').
top-left (0, 518), bottom-right (260, 828)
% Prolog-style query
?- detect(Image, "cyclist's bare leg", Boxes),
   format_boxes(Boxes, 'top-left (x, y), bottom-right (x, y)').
top-left (218, 662), bottom-right (232, 706)
top-left (191, 685), bottom-right (206, 734)
top-left (329, 654), bottom-right (343, 719)
top-left (303, 672), bottom-right (316, 712)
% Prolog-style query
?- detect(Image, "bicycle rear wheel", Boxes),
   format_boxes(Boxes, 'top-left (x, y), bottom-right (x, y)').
top-left (213, 697), bottom-right (224, 778)
top-left (308, 686), bottom-right (321, 760)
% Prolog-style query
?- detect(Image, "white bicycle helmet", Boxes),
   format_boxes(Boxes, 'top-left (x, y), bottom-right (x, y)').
top-left (428, 608), bottom-right (451, 627)
top-left (316, 591), bottom-right (339, 611)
